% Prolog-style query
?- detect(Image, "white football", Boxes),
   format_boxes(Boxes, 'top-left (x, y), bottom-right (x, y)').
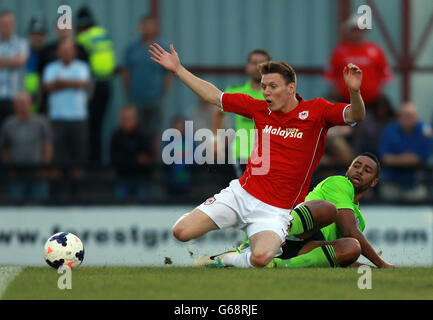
top-left (44, 232), bottom-right (85, 269)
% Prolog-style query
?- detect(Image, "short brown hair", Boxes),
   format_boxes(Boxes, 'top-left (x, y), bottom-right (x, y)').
top-left (258, 61), bottom-right (296, 85)
top-left (247, 49), bottom-right (272, 63)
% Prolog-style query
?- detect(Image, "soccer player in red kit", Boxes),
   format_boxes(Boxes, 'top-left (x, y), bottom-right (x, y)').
top-left (149, 43), bottom-right (365, 268)
top-left (324, 16), bottom-right (393, 105)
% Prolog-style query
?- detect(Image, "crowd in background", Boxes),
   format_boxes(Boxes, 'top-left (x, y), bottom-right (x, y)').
top-left (319, 15), bottom-right (433, 201)
top-left (0, 8), bottom-right (432, 203)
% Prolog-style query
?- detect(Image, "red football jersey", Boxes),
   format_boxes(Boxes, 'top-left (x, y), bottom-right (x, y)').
top-left (221, 92), bottom-right (351, 209)
top-left (324, 41), bottom-right (393, 104)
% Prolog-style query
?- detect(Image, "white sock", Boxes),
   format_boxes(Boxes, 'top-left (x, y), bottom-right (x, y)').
top-left (222, 251), bottom-right (253, 268)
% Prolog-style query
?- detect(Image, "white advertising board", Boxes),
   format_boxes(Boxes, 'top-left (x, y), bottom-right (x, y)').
top-left (0, 206), bottom-right (432, 266)
top-left (361, 206), bottom-right (433, 266)
top-left (0, 206), bottom-right (243, 266)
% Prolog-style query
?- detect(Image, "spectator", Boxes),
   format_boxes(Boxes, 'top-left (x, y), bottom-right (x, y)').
top-left (25, 13), bottom-right (47, 113)
top-left (37, 20), bottom-right (88, 115)
top-left (320, 126), bottom-right (354, 167)
top-left (42, 38), bottom-right (90, 179)
top-left (184, 97), bottom-right (229, 166)
top-left (122, 15), bottom-right (173, 163)
top-left (76, 6), bottom-right (116, 166)
top-left (0, 92), bottom-right (53, 200)
top-left (110, 106), bottom-right (154, 200)
top-left (163, 115), bottom-right (195, 197)
top-left (352, 95), bottom-right (396, 155)
top-left (323, 14), bottom-right (394, 178)
top-left (315, 125), bottom-right (354, 185)
top-left (187, 96), bottom-right (220, 133)
top-left (0, 11), bottom-right (29, 127)
top-left (324, 15), bottom-right (393, 108)
top-left (379, 102), bottom-right (433, 201)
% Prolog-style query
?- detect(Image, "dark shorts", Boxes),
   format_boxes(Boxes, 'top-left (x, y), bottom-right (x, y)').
top-left (279, 231), bottom-right (326, 259)
top-left (136, 101), bottom-right (163, 138)
top-left (0, 98), bottom-right (14, 127)
top-left (51, 120), bottom-right (88, 166)
top-left (232, 162), bottom-right (247, 179)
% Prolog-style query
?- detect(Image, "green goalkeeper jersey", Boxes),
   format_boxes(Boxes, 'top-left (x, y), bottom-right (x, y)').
top-left (305, 175), bottom-right (365, 241)
top-left (224, 81), bottom-right (264, 160)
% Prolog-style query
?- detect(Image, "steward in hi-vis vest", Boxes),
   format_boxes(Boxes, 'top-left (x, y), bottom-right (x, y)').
top-left (76, 6), bottom-right (117, 165)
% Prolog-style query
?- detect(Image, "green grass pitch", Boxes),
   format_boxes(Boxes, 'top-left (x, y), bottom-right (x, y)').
top-left (2, 266), bottom-right (433, 300)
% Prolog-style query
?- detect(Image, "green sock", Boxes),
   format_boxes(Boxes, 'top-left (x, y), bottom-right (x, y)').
top-left (287, 205), bottom-right (314, 236)
top-left (271, 245), bottom-right (339, 268)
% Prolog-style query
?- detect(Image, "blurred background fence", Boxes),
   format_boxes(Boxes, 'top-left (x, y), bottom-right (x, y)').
top-left (0, 0), bottom-right (431, 206)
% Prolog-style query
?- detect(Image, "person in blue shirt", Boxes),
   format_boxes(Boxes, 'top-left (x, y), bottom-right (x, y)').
top-left (122, 15), bottom-right (173, 163)
top-left (42, 38), bottom-right (90, 179)
top-left (163, 114), bottom-right (196, 198)
top-left (379, 102), bottom-right (433, 201)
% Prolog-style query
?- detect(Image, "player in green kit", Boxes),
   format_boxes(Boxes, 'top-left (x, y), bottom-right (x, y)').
top-left (270, 152), bottom-right (394, 268)
top-left (212, 49), bottom-right (271, 177)
top-left (195, 153), bottom-right (395, 268)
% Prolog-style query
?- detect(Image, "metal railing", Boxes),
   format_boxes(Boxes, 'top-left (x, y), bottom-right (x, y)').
top-left (0, 163), bottom-right (431, 206)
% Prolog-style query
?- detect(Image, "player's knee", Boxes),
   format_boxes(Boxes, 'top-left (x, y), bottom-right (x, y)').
top-left (336, 238), bottom-right (361, 266)
top-left (347, 238), bottom-right (362, 259)
top-left (250, 251), bottom-right (274, 268)
top-left (172, 224), bottom-right (191, 242)
top-left (321, 200), bottom-right (337, 223)
top-left (344, 237), bottom-right (361, 253)
top-left (304, 200), bottom-right (337, 225)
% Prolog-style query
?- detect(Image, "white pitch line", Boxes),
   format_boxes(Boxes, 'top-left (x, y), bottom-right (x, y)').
top-left (0, 266), bottom-right (23, 299)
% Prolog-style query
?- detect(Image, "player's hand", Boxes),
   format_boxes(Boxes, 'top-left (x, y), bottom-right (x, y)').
top-left (149, 43), bottom-right (181, 74)
top-left (343, 63), bottom-right (363, 93)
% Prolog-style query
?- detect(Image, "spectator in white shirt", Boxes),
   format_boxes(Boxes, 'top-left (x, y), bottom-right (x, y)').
top-left (0, 11), bottom-right (29, 127)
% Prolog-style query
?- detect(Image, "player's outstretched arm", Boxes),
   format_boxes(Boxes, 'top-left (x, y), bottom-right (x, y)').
top-left (343, 63), bottom-right (365, 124)
top-left (149, 43), bottom-right (223, 107)
top-left (212, 108), bottom-right (225, 136)
top-left (337, 209), bottom-right (395, 268)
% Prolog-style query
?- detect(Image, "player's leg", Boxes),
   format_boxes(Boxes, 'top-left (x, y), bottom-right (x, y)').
top-left (220, 230), bottom-right (283, 268)
top-left (172, 208), bottom-right (219, 242)
top-left (192, 180), bottom-right (289, 268)
top-left (299, 237), bottom-right (362, 267)
top-left (249, 231), bottom-right (284, 267)
top-left (173, 183), bottom-right (242, 242)
top-left (218, 205), bottom-right (290, 268)
top-left (288, 200), bottom-right (337, 239)
top-left (193, 198), bottom-right (336, 267)
top-left (271, 237), bottom-right (361, 268)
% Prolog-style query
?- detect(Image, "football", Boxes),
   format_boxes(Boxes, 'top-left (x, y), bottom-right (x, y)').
top-left (43, 232), bottom-right (85, 269)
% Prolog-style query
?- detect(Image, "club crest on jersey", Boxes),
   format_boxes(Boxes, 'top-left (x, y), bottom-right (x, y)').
top-left (299, 110), bottom-right (309, 120)
top-left (263, 125), bottom-right (303, 139)
top-left (204, 196), bottom-right (216, 205)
